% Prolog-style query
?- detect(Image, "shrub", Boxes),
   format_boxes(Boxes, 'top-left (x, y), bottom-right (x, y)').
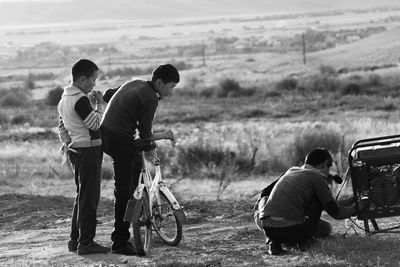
top-left (275, 77), bottom-right (297, 91)
top-left (368, 74), bottom-right (382, 87)
top-left (319, 65), bottom-right (338, 77)
top-left (198, 86), bottom-right (216, 98)
top-left (11, 114), bottom-right (33, 125)
top-left (374, 103), bottom-right (397, 111)
top-left (288, 127), bottom-right (342, 166)
top-left (0, 88), bottom-right (31, 107)
top-left (238, 108), bottom-right (268, 118)
top-left (348, 74), bottom-right (363, 81)
top-left (176, 144), bottom-right (227, 175)
top-left (217, 78), bottom-right (242, 97)
top-left (215, 78), bottom-right (256, 98)
top-left (237, 87), bottom-right (257, 97)
top-left (299, 74), bottom-right (339, 93)
top-left (263, 90), bottom-right (282, 98)
top-left (46, 86), bottom-right (64, 106)
top-left (340, 83), bottom-right (362, 95)
top-left (254, 158), bottom-right (290, 175)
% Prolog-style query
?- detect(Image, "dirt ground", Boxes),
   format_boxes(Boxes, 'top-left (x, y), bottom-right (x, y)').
top-left (0, 193), bottom-right (356, 267)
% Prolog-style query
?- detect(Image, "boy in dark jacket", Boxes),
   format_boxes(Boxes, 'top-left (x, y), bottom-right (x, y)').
top-left (100, 64), bottom-right (179, 255)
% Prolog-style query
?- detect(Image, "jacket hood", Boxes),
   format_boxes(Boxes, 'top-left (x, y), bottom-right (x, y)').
top-left (63, 86), bottom-right (84, 96)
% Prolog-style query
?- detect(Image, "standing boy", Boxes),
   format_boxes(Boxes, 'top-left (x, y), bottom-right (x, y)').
top-left (57, 58), bottom-right (109, 255)
top-left (100, 64), bottom-right (179, 255)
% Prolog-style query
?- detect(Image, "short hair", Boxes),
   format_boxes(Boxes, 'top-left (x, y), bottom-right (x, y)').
top-left (151, 64), bottom-right (180, 84)
top-left (71, 59), bottom-right (98, 82)
top-left (304, 148), bottom-right (333, 167)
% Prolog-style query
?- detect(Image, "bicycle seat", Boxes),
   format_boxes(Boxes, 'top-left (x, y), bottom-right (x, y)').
top-left (134, 139), bottom-right (156, 152)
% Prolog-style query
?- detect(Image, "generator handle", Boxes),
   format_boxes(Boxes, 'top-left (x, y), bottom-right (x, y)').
top-left (352, 134), bottom-right (400, 148)
top-left (348, 134), bottom-right (400, 162)
top-left (349, 141), bottom-right (400, 158)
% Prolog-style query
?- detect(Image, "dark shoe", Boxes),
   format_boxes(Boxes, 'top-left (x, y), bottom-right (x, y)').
top-left (68, 239), bottom-right (78, 252)
top-left (77, 241), bottom-right (110, 255)
top-left (111, 241), bottom-right (139, 256)
top-left (268, 242), bottom-right (286, 255)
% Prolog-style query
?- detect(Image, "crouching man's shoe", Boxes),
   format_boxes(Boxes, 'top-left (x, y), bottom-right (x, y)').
top-left (268, 241), bottom-right (286, 255)
top-left (77, 241), bottom-right (109, 255)
top-left (296, 237), bottom-right (318, 252)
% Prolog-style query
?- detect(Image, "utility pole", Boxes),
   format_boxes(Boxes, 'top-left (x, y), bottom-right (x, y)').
top-left (202, 40), bottom-right (206, 66)
top-left (302, 33), bottom-right (306, 65)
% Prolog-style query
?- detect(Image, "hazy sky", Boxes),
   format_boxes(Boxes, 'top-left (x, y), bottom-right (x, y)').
top-left (0, 0), bottom-right (72, 2)
top-left (1, 0), bottom-right (400, 29)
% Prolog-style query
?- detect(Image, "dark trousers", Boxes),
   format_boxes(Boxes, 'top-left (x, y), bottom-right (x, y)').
top-left (264, 197), bottom-right (330, 244)
top-left (100, 126), bottom-right (142, 248)
top-left (68, 146), bottom-right (103, 245)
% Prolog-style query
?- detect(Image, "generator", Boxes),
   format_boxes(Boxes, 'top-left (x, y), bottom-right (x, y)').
top-left (349, 134), bottom-right (400, 234)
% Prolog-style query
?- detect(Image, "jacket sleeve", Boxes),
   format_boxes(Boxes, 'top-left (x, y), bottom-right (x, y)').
top-left (137, 99), bottom-right (158, 140)
top-left (74, 96), bottom-right (103, 131)
top-left (326, 201), bottom-right (356, 220)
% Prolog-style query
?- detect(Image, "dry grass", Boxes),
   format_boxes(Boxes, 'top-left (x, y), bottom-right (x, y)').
top-left (2, 115), bottom-right (400, 185)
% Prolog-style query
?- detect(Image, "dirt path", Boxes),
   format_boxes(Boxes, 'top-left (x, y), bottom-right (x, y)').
top-left (0, 194), bottom-right (335, 266)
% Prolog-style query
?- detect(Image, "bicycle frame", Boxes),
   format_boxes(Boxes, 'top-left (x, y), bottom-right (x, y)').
top-left (130, 148), bottom-right (187, 224)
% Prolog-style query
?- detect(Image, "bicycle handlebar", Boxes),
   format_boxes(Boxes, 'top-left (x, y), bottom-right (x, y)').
top-left (133, 139), bottom-right (157, 152)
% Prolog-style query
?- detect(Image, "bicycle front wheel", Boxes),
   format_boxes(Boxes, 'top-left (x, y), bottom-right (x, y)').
top-left (152, 191), bottom-right (183, 245)
top-left (132, 190), bottom-right (152, 255)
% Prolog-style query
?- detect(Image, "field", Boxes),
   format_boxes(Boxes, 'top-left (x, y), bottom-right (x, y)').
top-left (2, 1), bottom-right (400, 266)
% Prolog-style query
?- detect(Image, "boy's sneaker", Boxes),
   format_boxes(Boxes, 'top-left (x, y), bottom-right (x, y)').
top-left (68, 240), bottom-right (78, 252)
top-left (77, 241), bottom-right (109, 255)
top-left (268, 241), bottom-right (286, 255)
top-left (111, 241), bottom-right (139, 256)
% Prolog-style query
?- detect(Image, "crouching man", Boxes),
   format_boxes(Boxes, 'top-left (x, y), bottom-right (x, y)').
top-left (255, 148), bottom-right (357, 255)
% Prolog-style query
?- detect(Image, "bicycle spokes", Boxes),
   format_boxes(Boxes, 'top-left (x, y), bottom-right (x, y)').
top-left (152, 192), bottom-right (183, 245)
top-left (152, 204), bottom-right (175, 229)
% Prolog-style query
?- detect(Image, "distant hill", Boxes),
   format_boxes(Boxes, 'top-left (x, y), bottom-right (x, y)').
top-left (308, 26), bottom-right (400, 68)
top-left (1, 0), bottom-right (400, 28)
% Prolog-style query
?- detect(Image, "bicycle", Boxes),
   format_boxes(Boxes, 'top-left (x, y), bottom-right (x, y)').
top-left (123, 139), bottom-right (187, 256)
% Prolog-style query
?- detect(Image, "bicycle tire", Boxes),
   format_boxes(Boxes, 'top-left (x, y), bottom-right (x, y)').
top-left (152, 191), bottom-right (183, 245)
top-left (132, 189), bottom-right (153, 255)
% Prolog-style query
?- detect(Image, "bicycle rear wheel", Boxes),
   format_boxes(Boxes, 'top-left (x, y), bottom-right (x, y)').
top-left (132, 190), bottom-right (152, 255)
top-left (152, 191), bottom-right (183, 245)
